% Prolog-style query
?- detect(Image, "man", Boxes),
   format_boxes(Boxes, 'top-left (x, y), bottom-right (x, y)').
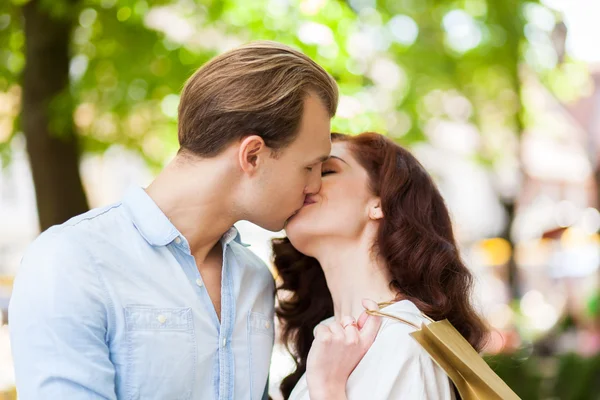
top-left (9, 41), bottom-right (337, 399)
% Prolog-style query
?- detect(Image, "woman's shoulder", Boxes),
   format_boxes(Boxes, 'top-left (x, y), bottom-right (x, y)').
top-left (378, 299), bottom-right (431, 331)
top-left (346, 300), bottom-right (432, 364)
top-left (361, 299), bottom-right (443, 366)
top-left (347, 301), bottom-right (454, 399)
top-left (318, 299), bottom-right (428, 328)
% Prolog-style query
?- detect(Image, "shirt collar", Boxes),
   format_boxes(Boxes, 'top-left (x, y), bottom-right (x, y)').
top-left (122, 186), bottom-right (250, 248)
top-left (122, 186), bottom-right (180, 246)
top-left (222, 226), bottom-right (250, 247)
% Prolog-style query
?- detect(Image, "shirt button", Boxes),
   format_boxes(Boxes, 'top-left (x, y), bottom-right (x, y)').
top-left (174, 237), bottom-right (182, 244)
top-left (157, 315), bottom-right (167, 324)
top-left (265, 322), bottom-right (271, 329)
top-left (222, 338), bottom-right (227, 347)
top-left (195, 278), bottom-right (203, 287)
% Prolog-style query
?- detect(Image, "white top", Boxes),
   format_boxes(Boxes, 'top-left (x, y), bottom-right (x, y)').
top-left (289, 300), bottom-right (456, 400)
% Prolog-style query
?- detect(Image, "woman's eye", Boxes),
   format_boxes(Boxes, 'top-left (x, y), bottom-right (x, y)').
top-left (321, 170), bottom-right (335, 176)
top-left (306, 167), bottom-right (313, 172)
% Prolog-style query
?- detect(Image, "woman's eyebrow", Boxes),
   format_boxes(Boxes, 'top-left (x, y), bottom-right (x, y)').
top-left (329, 155), bottom-right (349, 165)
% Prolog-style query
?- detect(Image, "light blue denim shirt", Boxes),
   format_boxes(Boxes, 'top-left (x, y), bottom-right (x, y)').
top-left (9, 186), bottom-right (275, 399)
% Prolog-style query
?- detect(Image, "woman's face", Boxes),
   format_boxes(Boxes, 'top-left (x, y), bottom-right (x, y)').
top-left (285, 141), bottom-right (379, 255)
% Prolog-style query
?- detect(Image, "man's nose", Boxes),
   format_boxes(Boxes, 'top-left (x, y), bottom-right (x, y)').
top-left (304, 172), bottom-right (322, 195)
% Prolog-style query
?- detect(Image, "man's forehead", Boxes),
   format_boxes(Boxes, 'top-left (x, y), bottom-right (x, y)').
top-left (308, 141), bottom-right (332, 163)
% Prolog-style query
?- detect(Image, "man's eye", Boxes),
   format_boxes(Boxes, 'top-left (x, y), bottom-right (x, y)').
top-left (306, 167), bottom-right (313, 172)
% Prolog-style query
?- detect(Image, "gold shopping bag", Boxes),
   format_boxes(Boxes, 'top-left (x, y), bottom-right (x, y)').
top-left (368, 307), bottom-right (521, 400)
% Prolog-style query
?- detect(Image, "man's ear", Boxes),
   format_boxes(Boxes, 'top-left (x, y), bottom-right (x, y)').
top-left (368, 199), bottom-right (383, 220)
top-left (238, 135), bottom-right (266, 174)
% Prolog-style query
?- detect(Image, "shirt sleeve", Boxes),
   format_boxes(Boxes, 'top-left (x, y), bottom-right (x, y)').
top-left (347, 321), bottom-right (455, 400)
top-left (8, 229), bottom-right (117, 399)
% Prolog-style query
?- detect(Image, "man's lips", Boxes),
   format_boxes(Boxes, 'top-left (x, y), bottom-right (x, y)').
top-left (288, 198), bottom-right (317, 220)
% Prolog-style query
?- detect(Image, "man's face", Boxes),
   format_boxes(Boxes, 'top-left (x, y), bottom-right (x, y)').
top-left (249, 93), bottom-right (332, 232)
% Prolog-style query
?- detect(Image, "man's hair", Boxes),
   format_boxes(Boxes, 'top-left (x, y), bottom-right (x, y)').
top-left (178, 41), bottom-right (339, 157)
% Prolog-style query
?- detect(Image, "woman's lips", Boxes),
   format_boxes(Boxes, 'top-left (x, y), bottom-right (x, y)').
top-left (289, 198), bottom-right (316, 219)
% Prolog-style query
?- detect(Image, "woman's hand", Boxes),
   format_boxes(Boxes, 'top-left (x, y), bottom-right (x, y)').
top-left (306, 299), bottom-right (382, 400)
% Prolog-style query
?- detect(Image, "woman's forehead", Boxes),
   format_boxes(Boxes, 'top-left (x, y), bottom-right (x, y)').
top-left (330, 141), bottom-right (350, 157)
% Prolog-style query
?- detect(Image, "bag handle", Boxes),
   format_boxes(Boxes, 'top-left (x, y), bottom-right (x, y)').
top-left (366, 301), bottom-right (435, 330)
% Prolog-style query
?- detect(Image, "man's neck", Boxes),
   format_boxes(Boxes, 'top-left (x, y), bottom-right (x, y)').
top-left (145, 155), bottom-right (239, 264)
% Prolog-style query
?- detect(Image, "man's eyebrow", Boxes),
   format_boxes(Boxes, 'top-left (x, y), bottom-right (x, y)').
top-left (310, 155), bottom-right (330, 164)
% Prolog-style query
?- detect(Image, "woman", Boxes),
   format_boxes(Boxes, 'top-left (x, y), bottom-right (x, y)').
top-left (273, 132), bottom-right (488, 399)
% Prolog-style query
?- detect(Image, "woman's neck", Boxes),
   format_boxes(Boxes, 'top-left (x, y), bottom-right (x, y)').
top-left (314, 238), bottom-right (398, 321)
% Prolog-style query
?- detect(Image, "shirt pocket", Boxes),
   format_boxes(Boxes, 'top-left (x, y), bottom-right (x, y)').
top-left (247, 311), bottom-right (275, 400)
top-left (124, 306), bottom-right (196, 400)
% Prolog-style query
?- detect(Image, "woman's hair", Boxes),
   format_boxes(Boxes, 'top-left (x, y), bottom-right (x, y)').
top-left (273, 132), bottom-right (488, 399)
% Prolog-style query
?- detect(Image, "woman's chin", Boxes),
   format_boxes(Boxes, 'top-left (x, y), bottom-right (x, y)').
top-left (285, 219), bottom-right (313, 250)
top-left (285, 207), bottom-right (309, 231)
top-left (284, 221), bottom-right (304, 244)
top-left (286, 235), bottom-right (314, 257)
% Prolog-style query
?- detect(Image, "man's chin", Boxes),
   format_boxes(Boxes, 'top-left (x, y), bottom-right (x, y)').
top-left (255, 209), bottom-right (303, 232)
top-left (259, 218), bottom-right (287, 233)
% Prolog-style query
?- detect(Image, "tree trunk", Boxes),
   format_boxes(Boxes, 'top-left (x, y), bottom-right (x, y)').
top-left (500, 199), bottom-right (521, 300)
top-left (21, 0), bottom-right (88, 232)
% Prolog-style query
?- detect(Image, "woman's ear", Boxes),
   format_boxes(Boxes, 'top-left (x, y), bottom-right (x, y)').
top-left (369, 199), bottom-right (383, 220)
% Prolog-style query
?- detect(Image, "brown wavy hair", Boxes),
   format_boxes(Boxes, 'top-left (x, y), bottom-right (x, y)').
top-left (273, 132), bottom-right (488, 399)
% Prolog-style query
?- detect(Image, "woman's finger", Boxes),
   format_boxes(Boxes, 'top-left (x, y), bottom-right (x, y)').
top-left (340, 316), bottom-right (356, 328)
top-left (328, 320), bottom-right (345, 340)
top-left (357, 298), bottom-right (379, 329)
top-left (359, 299), bottom-right (382, 346)
top-left (341, 316), bottom-right (360, 345)
top-left (313, 323), bottom-right (331, 340)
